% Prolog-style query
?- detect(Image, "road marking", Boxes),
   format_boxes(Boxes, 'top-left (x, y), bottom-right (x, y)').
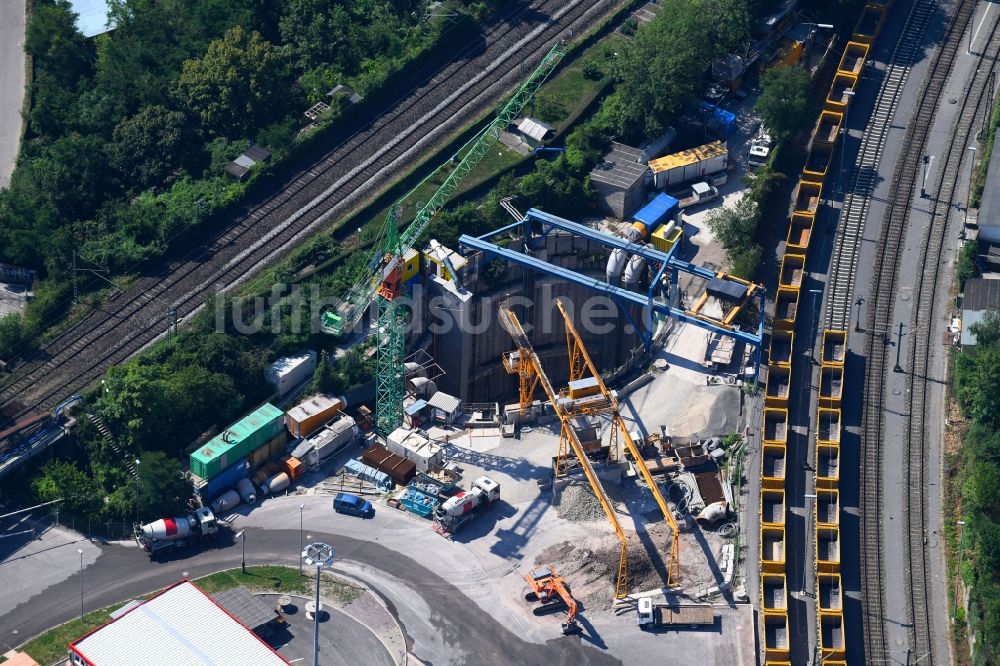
top-left (972, 2), bottom-right (994, 50)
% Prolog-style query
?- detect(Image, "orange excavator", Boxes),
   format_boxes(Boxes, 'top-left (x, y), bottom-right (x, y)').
top-left (524, 565), bottom-right (580, 635)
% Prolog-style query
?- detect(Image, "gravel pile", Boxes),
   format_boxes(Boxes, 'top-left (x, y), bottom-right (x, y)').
top-left (555, 483), bottom-right (606, 522)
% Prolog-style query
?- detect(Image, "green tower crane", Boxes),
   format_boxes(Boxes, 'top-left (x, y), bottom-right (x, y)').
top-left (322, 40), bottom-right (567, 435)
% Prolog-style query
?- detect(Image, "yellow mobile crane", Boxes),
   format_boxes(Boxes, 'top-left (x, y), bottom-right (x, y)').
top-left (497, 301), bottom-right (630, 599)
top-left (554, 298), bottom-right (681, 586)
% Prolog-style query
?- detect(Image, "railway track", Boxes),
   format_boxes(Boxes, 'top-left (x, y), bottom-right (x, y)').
top-left (824, 0), bottom-right (934, 330)
top-left (902, 6), bottom-right (1000, 662)
top-left (843, 0), bottom-right (980, 662)
top-left (0, 0), bottom-right (618, 421)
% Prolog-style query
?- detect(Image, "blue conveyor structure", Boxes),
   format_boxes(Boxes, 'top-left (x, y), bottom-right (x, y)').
top-left (458, 208), bottom-right (765, 375)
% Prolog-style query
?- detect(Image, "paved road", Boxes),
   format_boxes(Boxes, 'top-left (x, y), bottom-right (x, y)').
top-left (0, 0), bottom-right (25, 187)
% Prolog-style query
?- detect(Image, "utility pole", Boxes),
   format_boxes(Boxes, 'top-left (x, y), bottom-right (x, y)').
top-left (954, 520), bottom-right (967, 622)
top-left (965, 145), bottom-right (978, 228)
top-left (920, 155), bottom-right (930, 198)
top-left (894, 322), bottom-right (904, 373)
top-left (837, 90), bottom-right (856, 195)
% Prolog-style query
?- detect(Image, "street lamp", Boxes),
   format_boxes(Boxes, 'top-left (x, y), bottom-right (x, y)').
top-left (78, 548), bottom-right (84, 622)
top-left (808, 289), bottom-right (823, 363)
top-left (134, 458), bottom-right (141, 526)
top-left (802, 22), bottom-right (834, 29)
top-left (303, 542), bottom-right (335, 666)
top-left (964, 145), bottom-right (978, 229)
top-left (854, 296), bottom-right (865, 332)
top-left (894, 322), bottom-right (905, 373)
top-left (838, 90), bottom-right (857, 194)
top-left (236, 530), bottom-right (246, 574)
top-left (954, 520), bottom-right (967, 622)
top-left (299, 504), bottom-right (305, 575)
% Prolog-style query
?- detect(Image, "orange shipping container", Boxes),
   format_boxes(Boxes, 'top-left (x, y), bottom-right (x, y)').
top-left (285, 394), bottom-right (345, 439)
top-left (281, 455), bottom-right (303, 481)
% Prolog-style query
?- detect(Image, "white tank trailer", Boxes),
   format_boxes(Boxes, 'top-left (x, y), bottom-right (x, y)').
top-left (236, 478), bottom-right (257, 504)
top-left (210, 489), bottom-right (241, 514)
top-left (433, 475), bottom-right (500, 533)
top-left (261, 472), bottom-right (290, 495)
top-left (135, 507), bottom-right (218, 557)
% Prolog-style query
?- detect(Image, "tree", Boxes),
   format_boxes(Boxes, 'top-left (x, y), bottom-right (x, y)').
top-left (106, 105), bottom-right (189, 189)
top-left (963, 461), bottom-right (1000, 515)
top-left (955, 345), bottom-right (1000, 428)
top-left (706, 196), bottom-right (761, 251)
top-left (958, 240), bottom-right (981, 287)
top-left (31, 460), bottom-right (103, 516)
top-left (137, 451), bottom-right (191, 520)
top-left (610, 0), bottom-right (714, 140)
top-left (173, 25), bottom-right (285, 137)
top-left (279, 0), bottom-right (355, 72)
top-left (970, 310), bottom-right (1000, 348)
top-left (0, 313), bottom-right (27, 359)
top-left (709, 0), bottom-right (752, 52)
top-left (309, 350), bottom-right (345, 395)
top-left (755, 64), bottom-right (814, 142)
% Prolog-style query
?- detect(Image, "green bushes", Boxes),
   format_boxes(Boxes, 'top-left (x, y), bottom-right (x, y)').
top-left (953, 312), bottom-right (1000, 662)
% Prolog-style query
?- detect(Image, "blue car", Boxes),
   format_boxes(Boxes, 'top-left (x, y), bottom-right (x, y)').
top-left (333, 493), bottom-right (373, 518)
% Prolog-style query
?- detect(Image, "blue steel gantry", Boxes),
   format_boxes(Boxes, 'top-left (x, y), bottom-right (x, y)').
top-left (458, 208), bottom-right (766, 376)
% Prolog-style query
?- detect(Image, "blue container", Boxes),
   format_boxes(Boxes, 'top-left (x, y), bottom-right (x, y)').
top-left (194, 458), bottom-right (249, 501)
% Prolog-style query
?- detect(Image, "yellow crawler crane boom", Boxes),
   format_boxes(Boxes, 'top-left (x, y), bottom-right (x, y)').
top-left (555, 298), bottom-right (681, 586)
top-left (497, 301), bottom-right (630, 599)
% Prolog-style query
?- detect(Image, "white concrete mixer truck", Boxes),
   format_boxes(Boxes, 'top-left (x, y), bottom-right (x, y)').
top-left (134, 506), bottom-right (219, 557)
top-left (432, 476), bottom-right (499, 534)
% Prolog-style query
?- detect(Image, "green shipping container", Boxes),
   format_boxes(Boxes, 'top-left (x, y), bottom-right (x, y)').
top-left (190, 403), bottom-right (284, 480)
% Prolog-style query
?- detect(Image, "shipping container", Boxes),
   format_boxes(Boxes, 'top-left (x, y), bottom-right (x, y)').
top-left (773, 288), bottom-right (799, 331)
top-left (247, 431), bottom-right (289, 469)
top-left (266, 351), bottom-right (317, 397)
top-left (362, 443), bottom-right (416, 485)
top-left (192, 458), bottom-right (249, 501)
top-left (386, 428), bottom-right (445, 473)
top-left (761, 443), bottom-right (786, 490)
top-left (648, 141), bottom-right (728, 190)
top-left (285, 394), bottom-right (345, 439)
top-left (190, 404), bottom-right (284, 480)
top-left (281, 455), bottom-right (302, 481)
top-left (785, 213), bottom-right (814, 256)
top-left (761, 573), bottom-right (788, 614)
top-left (289, 414), bottom-right (358, 468)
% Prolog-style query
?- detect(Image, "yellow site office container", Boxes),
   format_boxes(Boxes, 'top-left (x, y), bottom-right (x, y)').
top-left (819, 611), bottom-right (847, 660)
top-left (785, 213), bottom-right (814, 256)
top-left (760, 525), bottom-right (786, 574)
top-left (817, 408), bottom-right (842, 446)
top-left (774, 288), bottom-right (800, 331)
top-left (818, 573), bottom-right (844, 614)
top-left (853, 4), bottom-right (886, 44)
top-left (761, 488), bottom-right (786, 527)
top-left (401, 248), bottom-right (421, 283)
top-left (651, 225), bottom-right (683, 253)
top-left (819, 366), bottom-right (844, 406)
top-left (761, 573), bottom-right (788, 614)
top-left (765, 365), bottom-right (791, 408)
top-left (813, 111), bottom-right (844, 147)
top-left (822, 330), bottom-right (847, 366)
top-left (793, 180), bottom-right (823, 215)
top-left (816, 443), bottom-right (841, 489)
top-left (761, 443), bottom-right (787, 490)
top-left (801, 143), bottom-right (834, 184)
top-left (837, 41), bottom-right (870, 76)
top-left (763, 611), bottom-right (790, 660)
top-left (779, 254), bottom-right (805, 290)
top-left (763, 408), bottom-right (789, 446)
top-left (764, 663), bottom-right (792, 666)
top-left (769, 330), bottom-right (794, 366)
top-left (816, 488), bottom-right (840, 528)
top-left (816, 526), bottom-right (841, 573)
top-left (826, 73), bottom-right (858, 113)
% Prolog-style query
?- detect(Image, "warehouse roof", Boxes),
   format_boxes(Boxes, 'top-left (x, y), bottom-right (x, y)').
top-left (287, 394), bottom-right (341, 423)
top-left (648, 140), bottom-right (727, 173)
top-left (70, 580), bottom-right (289, 666)
top-left (516, 117), bottom-right (555, 142)
top-left (427, 391), bottom-right (461, 414)
top-left (964, 278), bottom-right (1000, 311)
top-left (590, 143), bottom-right (649, 189)
top-left (213, 586), bottom-right (279, 632)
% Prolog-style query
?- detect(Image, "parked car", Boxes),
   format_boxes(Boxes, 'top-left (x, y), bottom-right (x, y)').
top-left (333, 492), bottom-right (373, 518)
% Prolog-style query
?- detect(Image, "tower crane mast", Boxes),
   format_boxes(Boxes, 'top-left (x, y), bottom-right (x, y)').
top-left (323, 41), bottom-right (567, 436)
